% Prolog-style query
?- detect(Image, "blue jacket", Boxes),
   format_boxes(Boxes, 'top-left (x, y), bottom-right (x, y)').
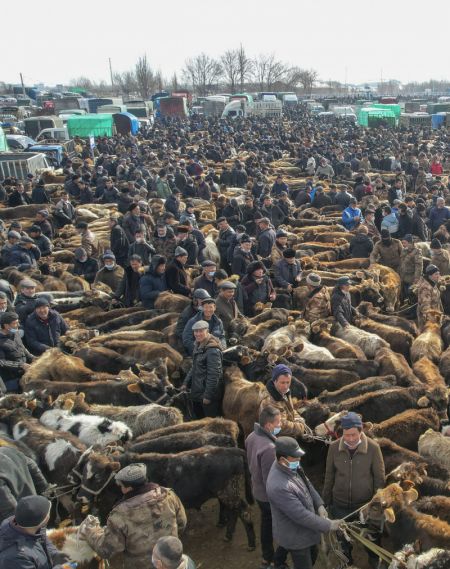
top-left (274, 258), bottom-right (302, 288)
top-left (182, 311), bottom-right (226, 356)
top-left (429, 206), bottom-right (450, 234)
top-left (139, 256), bottom-right (169, 309)
top-left (342, 206), bottom-right (362, 230)
top-left (24, 310), bottom-right (69, 356)
top-left (0, 518), bottom-right (67, 569)
top-left (381, 212), bottom-right (399, 235)
top-left (8, 245), bottom-right (41, 271)
top-left (266, 462), bottom-right (331, 550)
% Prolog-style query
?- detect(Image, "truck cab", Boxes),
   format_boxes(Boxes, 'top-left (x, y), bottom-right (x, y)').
top-left (37, 127), bottom-right (69, 142)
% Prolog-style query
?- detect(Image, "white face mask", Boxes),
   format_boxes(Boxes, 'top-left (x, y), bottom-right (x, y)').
top-left (105, 263), bottom-right (115, 270)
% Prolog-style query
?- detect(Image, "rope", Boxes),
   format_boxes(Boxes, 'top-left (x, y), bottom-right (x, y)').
top-left (342, 522), bottom-right (402, 566)
top-left (388, 302), bottom-right (418, 315)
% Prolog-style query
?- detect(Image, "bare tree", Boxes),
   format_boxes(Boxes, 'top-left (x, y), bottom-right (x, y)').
top-left (182, 53), bottom-right (222, 95)
top-left (70, 77), bottom-right (93, 90)
top-left (253, 53), bottom-right (286, 90)
top-left (171, 72), bottom-right (179, 91)
top-left (155, 70), bottom-right (164, 92)
top-left (221, 50), bottom-right (239, 92)
top-left (236, 45), bottom-right (253, 91)
top-left (113, 71), bottom-right (137, 97)
top-left (298, 69), bottom-right (318, 95)
top-left (135, 55), bottom-right (154, 100)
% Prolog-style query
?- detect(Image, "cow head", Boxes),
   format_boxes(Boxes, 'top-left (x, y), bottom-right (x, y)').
top-left (418, 386), bottom-right (449, 420)
top-left (75, 450), bottom-right (120, 503)
top-left (358, 279), bottom-right (384, 306)
top-left (423, 309), bottom-right (444, 326)
top-left (222, 345), bottom-right (254, 367)
top-left (294, 319), bottom-right (311, 338)
top-left (254, 302), bottom-right (272, 314)
top-left (52, 392), bottom-right (88, 413)
top-left (314, 410), bottom-right (349, 437)
top-left (310, 319), bottom-right (331, 335)
top-left (298, 400), bottom-right (330, 429)
top-left (386, 462), bottom-right (428, 488)
top-left (0, 392), bottom-right (37, 411)
top-left (360, 483), bottom-right (418, 528)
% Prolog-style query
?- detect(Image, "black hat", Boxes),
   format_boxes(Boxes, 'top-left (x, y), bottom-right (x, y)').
top-left (247, 260), bottom-right (265, 274)
top-left (283, 248), bottom-right (296, 259)
top-left (431, 238), bottom-right (442, 250)
top-left (35, 297), bottom-right (50, 308)
top-left (216, 216), bottom-right (227, 224)
top-left (201, 260), bottom-right (216, 268)
top-left (28, 225), bottom-right (42, 234)
top-left (380, 229), bottom-right (390, 238)
top-left (276, 229), bottom-right (287, 238)
top-left (193, 289), bottom-right (211, 300)
top-left (15, 496), bottom-right (51, 528)
top-left (239, 234), bottom-right (251, 244)
top-left (426, 264), bottom-right (440, 276)
top-left (201, 297), bottom-right (216, 305)
top-left (0, 312), bottom-right (19, 326)
top-left (275, 436), bottom-right (305, 459)
top-left (336, 276), bottom-right (353, 286)
top-left (402, 234), bottom-right (413, 243)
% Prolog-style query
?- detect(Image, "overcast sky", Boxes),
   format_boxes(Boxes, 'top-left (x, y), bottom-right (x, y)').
top-left (2, 0), bottom-right (449, 87)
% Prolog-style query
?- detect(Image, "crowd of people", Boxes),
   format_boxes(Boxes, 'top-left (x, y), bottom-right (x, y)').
top-left (0, 108), bottom-right (449, 568)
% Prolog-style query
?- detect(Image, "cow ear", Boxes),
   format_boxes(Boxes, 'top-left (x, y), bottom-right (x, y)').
top-left (79, 392), bottom-right (86, 402)
top-left (26, 399), bottom-right (37, 411)
top-left (63, 399), bottom-right (74, 411)
top-left (402, 480), bottom-right (415, 491)
top-left (127, 383), bottom-right (141, 393)
top-left (404, 488), bottom-right (419, 504)
top-left (384, 507), bottom-right (396, 523)
top-left (108, 461), bottom-right (121, 471)
top-left (417, 396), bottom-right (430, 408)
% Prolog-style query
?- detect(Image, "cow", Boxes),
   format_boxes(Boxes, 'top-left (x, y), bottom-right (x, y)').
top-left (389, 546), bottom-right (450, 569)
top-left (438, 345), bottom-right (450, 383)
top-left (294, 357), bottom-right (378, 378)
top-left (411, 310), bottom-right (444, 364)
top-left (73, 346), bottom-right (138, 374)
top-left (287, 363), bottom-right (361, 398)
top-left (337, 385), bottom-right (449, 423)
top-left (83, 306), bottom-right (151, 327)
top-left (413, 357), bottom-right (446, 389)
top-left (357, 301), bottom-right (418, 337)
top-left (360, 483), bottom-right (450, 551)
top-left (128, 431), bottom-right (236, 454)
top-left (47, 526), bottom-right (99, 569)
top-left (50, 392), bottom-right (183, 437)
top-left (39, 408), bottom-right (132, 446)
top-left (354, 315), bottom-right (414, 357)
top-left (370, 264), bottom-right (401, 313)
top-left (262, 320), bottom-right (334, 361)
top-left (95, 310), bottom-right (161, 333)
top-left (419, 429), bottom-right (450, 474)
top-left (387, 462), bottom-right (450, 497)
top-left (239, 319), bottom-right (286, 351)
top-left (21, 349), bottom-right (96, 384)
top-left (75, 447), bottom-right (256, 549)
top-left (318, 375), bottom-right (398, 407)
top-left (415, 496), bottom-right (450, 525)
top-left (332, 323), bottom-right (389, 358)
top-left (367, 408), bottom-right (441, 451)
top-left (154, 291), bottom-right (191, 312)
top-left (309, 320), bottom-right (367, 360)
top-left (375, 348), bottom-right (422, 387)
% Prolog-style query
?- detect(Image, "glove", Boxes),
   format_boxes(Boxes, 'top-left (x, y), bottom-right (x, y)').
top-left (78, 515), bottom-right (100, 537)
top-left (329, 519), bottom-right (345, 531)
top-left (318, 505), bottom-right (328, 519)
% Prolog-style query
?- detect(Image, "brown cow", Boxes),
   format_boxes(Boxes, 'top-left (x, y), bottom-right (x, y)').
top-left (387, 462), bottom-right (450, 497)
top-left (413, 357), bottom-right (446, 389)
top-left (310, 320), bottom-right (366, 360)
top-left (357, 301), bottom-right (418, 337)
top-left (375, 347), bottom-right (422, 387)
top-left (411, 310), bottom-right (444, 363)
top-left (154, 291), bottom-right (191, 312)
top-left (354, 315), bottom-right (414, 357)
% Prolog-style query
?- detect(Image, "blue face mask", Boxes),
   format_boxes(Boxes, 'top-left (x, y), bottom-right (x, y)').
top-left (207, 271), bottom-right (215, 278)
top-left (9, 327), bottom-right (19, 335)
top-left (287, 460), bottom-right (300, 471)
top-left (272, 426), bottom-right (281, 436)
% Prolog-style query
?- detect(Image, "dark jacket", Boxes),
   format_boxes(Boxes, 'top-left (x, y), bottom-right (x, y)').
top-left (122, 212), bottom-right (143, 243)
top-left (183, 335), bottom-right (223, 401)
top-left (31, 186), bottom-right (50, 205)
top-left (128, 241), bottom-right (155, 266)
top-left (241, 273), bottom-right (275, 316)
top-left (0, 519), bottom-right (67, 569)
top-left (396, 210), bottom-right (413, 239)
top-left (72, 257), bottom-right (99, 284)
top-left (166, 260), bottom-right (190, 297)
top-left (139, 257), bottom-right (168, 309)
top-left (35, 219), bottom-right (53, 240)
top-left (261, 204), bottom-right (285, 228)
top-left (8, 191), bottom-right (31, 208)
top-left (331, 286), bottom-right (356, 327)
top-left (323, 433), bottom-right (385, 510)
top-left (266, 462), bottom-right (331, 550)
top-left (193, 274), bottom-right (216, 297)
top-left (110, 224), bottom-right (130, 266)
top-left (349, 233), bottom-right (374, 258)
top-left (182, 312), bottom-right (226, 356)
top-left (429, 206), bottom-right (450, 234)
top-left (222, 204), bottom-right (243, 229)
top-left (274, 258), bottom-right (302, 288)
top-left (0, 331), bottom-right (33, 386)
top-left (231, 168), bottom-right (248, 188)
top-left (411, 212), bottom-right (429, 242)
top-left (257, 228), bottom-right (276, 258)
top-left (231, 248), bottom-right (255, 278)
top-left (0, 447), bottom-right (49, 522)
top-left (165, 195), bottom-right (180, 219)
top-left (217, 227), bottom-right (236, 264)
top-left (177, 236), bottom-right (199, 266)
top-left (33, 235), bottom-right (52, 257)
top-left (116, 265), bottom-right (142, 307)
top-left (175, 304), bottom-right (198, 338)
top-left (8, 245), bottom-right (40, 270)
top-left (24, 310), bottom-right (69, 356)
top-left (14, 294), bottom-right (38, 325)
top-left (245, 423), bottom-right (276, 502)
top-left (53, 200), bottom-right (75, 228)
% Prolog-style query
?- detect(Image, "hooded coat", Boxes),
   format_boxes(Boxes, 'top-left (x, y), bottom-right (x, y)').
top-left (139, 257), bottom-right (169, 309)
top-left (183, 335), bottom-right (223, 402)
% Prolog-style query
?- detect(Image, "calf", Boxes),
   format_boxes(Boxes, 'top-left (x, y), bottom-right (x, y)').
top-left (419, 429), bottom-right (450, 473)
top-left (416, 496), bottom-right (450, 525)
top-left (22, 349), bottom-right (95, 384)
top-left (310, 320), bottom-right (366, 359)
top-left (413, 357), bottom-right (446, 388)
top-left (338, 386), bottom-right (449, 423)
top-left (288, 363), bottom-right (361, 398)
top-left (375, 347), bottom-right (422, 387)
top-left (73, 347), bottom-right (138, 374)
top-left (411, 310), bottom-right (444, 363)
top-left (76, 447), bottom-right (256, 550)
top-left (39, 408), bottom-right (132, 446)
top-left (354, 316), bottom-right (414, 357)
top-left (83, 306), bottom-right (152, 327)
top-left (333, 323), bottom-right (389, 358)
top-left (318, 375), bottom-right (397, 407)
top-left (438, 345), bottom-right (450, 383)
top-left (133, 417), bottom-right (240, 444)
top-left (360, 483), bottom-right (450, 551)
top-left (128, 431), bottom-right (235, 454)
top-left (154, 291), bottom-right (191, 312)
top-left (294, 357), bottom-right (378, 378)
top-left (357, 301), bottom-right (418, 337)
top-left (387, 462), bottom-right (450, 497)
top-left (95, 310), bottom-right (157, 333)
top-left (47, 527), bottom-right (98, 569)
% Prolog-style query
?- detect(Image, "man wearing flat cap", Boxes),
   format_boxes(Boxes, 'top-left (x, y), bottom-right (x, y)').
top-left (256, 217), bottom-right (276, 259)
top-left (24, 297), bottom-right (69, 356)
top-left (182, 298), bottom-right (226, 356)
top-left (8, 236), bottom-right (41, 271)
top-left (193, 260), bottom-right (217, 297)
top-left (0, 495), bottom-right (70, 569)
top-left (331, 276), bottom-right (357, 328)
top-left (302, 273), bottom-right (331, 322)
top-left (14, 279), bottom-right (39, 324)
top-left (217, 217), bottom-right (235, 273)
top-left (274, 249), bottom-right (302, 292)
top-left (417, 264), bottom-right (443, 329)
top-left (181, 320), bottom-right (224, 418)
top-left (0, 311), bottom-right (34, 392)
top-left (231, 234), bottom-right (255, 278)
top-left (270, 229), bottom-right (288, 265)
top-left (399, 234), bottom-right (423, 301)
top-left (323, 412), bottom-right (385, 567)
top-left (81, 463), bottom-right (186, 569)
top-left (166, 247), bottom-right (191, 297)
top-left (215, 281), bottom-right (244, 336)
top-left (175, 225), bottom-right (198, 266)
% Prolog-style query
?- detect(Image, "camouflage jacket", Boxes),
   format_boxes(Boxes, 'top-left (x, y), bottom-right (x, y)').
top-left (259, 380), bottom-right (305, 438)
top-left (417, 276), bottom-right (443, 329)
top-left (152, 236), bottom-right (177, 261)
top-left (431, 249), bottom-right (450, 276)
top-left (303, 286), bottom-right (331, 322)
top-left (399, 246), bottom-right (423, 285)
top-left (85, 483), bottom-right (186, 568)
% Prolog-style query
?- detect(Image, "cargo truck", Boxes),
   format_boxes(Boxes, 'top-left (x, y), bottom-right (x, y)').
top-left (221, 100), bottom-right (282, 119)
top-left (158, 97), bottom-right (188, 118)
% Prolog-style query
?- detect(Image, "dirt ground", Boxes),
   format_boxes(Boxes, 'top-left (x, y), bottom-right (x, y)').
top-left (183, 463), bottom-right (373, 569)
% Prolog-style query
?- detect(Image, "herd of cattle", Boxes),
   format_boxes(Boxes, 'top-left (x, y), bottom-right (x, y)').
top-left (2, 173), bottom-right (450, 569)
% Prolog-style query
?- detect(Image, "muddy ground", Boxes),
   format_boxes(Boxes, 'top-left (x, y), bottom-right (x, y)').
top-left (183, 463), bottom-right (374, 569)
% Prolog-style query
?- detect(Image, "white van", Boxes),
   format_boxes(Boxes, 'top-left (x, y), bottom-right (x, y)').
top-left (37, 127), bottom-right (69, 142)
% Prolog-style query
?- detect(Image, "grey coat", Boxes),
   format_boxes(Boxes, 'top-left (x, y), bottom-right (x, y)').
top-left (245, 423), bottom-right (276, 502)
top-left (266, 462), bottom-right (331, 550)
top-left (183, 335), bottom-right (223, 402)
top-left (274, 258), bottom-right (302, 288)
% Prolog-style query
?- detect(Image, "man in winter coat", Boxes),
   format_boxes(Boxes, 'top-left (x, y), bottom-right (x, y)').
top-left (81, 464), bottom-right (186, 569)
top-left (335, 186), bottom-right (352, 210)
top-left (14, 279), bottom-right (39, 325)
top-left (380, 206), bottom-right (399, 235)
top-left (417, 264), bottom-right (443, 329)
top-left (396, 204), bottom-right (413, 238)
top-left (109, 216), bottom-right (129, 267)
top-left (9, 237), bottom-right (41, 271)
top-left (231, 235), bottom-right (255, 278)
top-left (53, 192), bottom-right (75, 229)
top-left (411, 203), bottom-right (429, 241)
top-left (349, 226), bottom-right (373, 258)
top-left (76, 221), bottom-right (101, 259)
top-left (257, 218), bottom-right (276, 259)
top-left (222, 198), bottom-right (244, 229)
top-left (34, 210), bottom-right (53, 240)
top-left (217, 217), bottom-right (235, 273)
top-left (399, 235), bottom-right (423, 299)
top-left (122, 204), bottom-right (144, 244)
top-left (0, 496), bottom-right (69, 569)
top-left (24, 298), bottom-right (69, 356)
top-left (214, 281), bottom-right (244, 336)
top-left (28, 226), bottom-right (52, 257)
top-left (361, 208), bottom-right (380, 242)
top-left (342, 198), bottom-right (362, 230)
top-left (0, 447), bottom-right (50, 523)
top-left (115, 254), bottom-right (143, 307)
top-left (270, 229), bottom-right (288, 265)
top-left (274, 249), bottom-right (302, 291)
top-left (175, 289), bottom-right (210, 339)
top-left (94, 252), bottom-right (124, 292)
top-left (101, 179), bottom-right (120, 203)
top-left (241, 261), bottom-right (276, 317)
top-left (166, 247), bottom-right (191, 297)
top-left (31, 182), bottom-right (50, 205)
top-left (260, 195), bottom-right (285, 228)
top-left (152, 223), bottom-right (177, 260)
top-left (331, 276), bottom-right (357, 328)
top-left (128, 229), bottom-right (155, 266)
top-left (0, 312), bottom-right (34, 392)
top-left (179, 202), bottom-right (198, 228)
top-left (181, 320), bottom-right (224, 418)
top-left (7, 183), bottom-right (31, 207)
top-left (259, 365), bottom-right (306, 439)
top-left (430, 238), bottom-right (450, 275)
top-left (242, 194), bottom-right (262, 231)
top-left (429, 197), bottom-right (450, 234)
top-left (193, 260), bottom-right (217, 297)
top-left (245, 406), bottom-right (288, 569)
top-left (152, 536), bottom-right (196, 569)
top-left (155, 169), bottom-right (173, 199)
top-left (182, 298), bottom-right (226, 356)
top-left (302, 273), bottom-right (331, 322)
top-left (140, 255), bottom-right (169, 309)
top-left (165, 189), bottom-right (181, 220)
top-left (175, 226), bottom-right (198, 266)
top-left (266, 438), bottom-right (342, 569)
top-left (323, 413), bottom-right (385, 567)
top-left (72, 247), bottom-right (99, 284)
top-left (370, 229), bottom-right (403, 271)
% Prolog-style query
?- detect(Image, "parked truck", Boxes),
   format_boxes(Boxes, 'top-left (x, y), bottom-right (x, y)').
top-left (158, 97), bottom-right (188, 118)
top-left (203, 96), bottom-right (228, 117)
top-left (221, 100), bottom-right (282, 119)
top-left (0, 152), bottom-right (50, 181)
top-left (24, 116), bottom-right (64, 139)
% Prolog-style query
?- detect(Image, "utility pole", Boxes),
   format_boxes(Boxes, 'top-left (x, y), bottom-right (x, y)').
top-left (109, 58), bottom-right (114, 94)
top-left (19, 73), bottom-right (26, 96)
top-left (380, 68), bottom-right (383, 95)
top-left (344, 66), bottom-right (348, 95)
